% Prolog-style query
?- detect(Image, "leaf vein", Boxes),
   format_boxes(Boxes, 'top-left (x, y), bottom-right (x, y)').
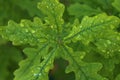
top-left (62, 45), bottom-right (89, 80)
top-left (64, 20), bottom-right (114, 41)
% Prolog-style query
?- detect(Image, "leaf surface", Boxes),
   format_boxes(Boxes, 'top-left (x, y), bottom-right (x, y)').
top-left (1, 18), bottom-right (48, 45)
top-left (14, 44), bottom-right (57, 80)
top-left (64, 13), bottom-right (120, 44)
top-left (68, 3), bottom-right (102, 17)
top-left (0, 0), bottom-right (65, 80)
top-left (0, 0), bottom-right (120, 80)
top-left (61, 45), bottom-right (107, 80)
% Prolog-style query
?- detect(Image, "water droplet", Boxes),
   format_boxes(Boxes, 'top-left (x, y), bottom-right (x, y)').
top-left (46, 6), bottom-right (49, 8)
top-left (107, 52), bottom-right (110, 54)
top-left (38, 73), bottom-right (41, 76)
top-left (113, 43), bottom-right (116, 45)
top-left (103, 43), bottom-right (107, 47)
top-left (110, 25), bottom-right (114, 29)
top-left (107, 40), bottom-right (111, 44)
top-left (79, 25), bottom-right (82, 28)
top-left (34, 73), bottom-right (38, 76)
top-left (33, 73), bottom-right (41, 77)
top-left (102, 50), bottom-right (106, 52)
top-left (20, 41), bottom-right (23, 43)
top-left (117, 37), bottom-right (120, 40)
top-left (24, 39), bottom-right (27, 42)
top-left (118, 50), bottom-right (120, 52)
top-left (115, 20), bottom-right (118, 23)
top-left (37, 67), bottom-right (40, 70)
top-left (100, 20), bottom-right (104, 23)
top-left (50, 25), bottom-right (53, 28)
top-left (80, 55), bottom-right (84, 59)
top-left (109, 50), bottom-right (113, 53)
top-left (94, 16), bottom-right (98, 19)
top-left (31, 70), bottom-right (34, 73)
top-left (20, 23), bottom-right (24, 27)
top-left (45, 67), bottom-right (49, 72)
top-left (37, 39), bottom-right (40, 41)
top-left (25, 29), bottom-right (28, 32)
top-left (31, 30), bottom-right (35, 33)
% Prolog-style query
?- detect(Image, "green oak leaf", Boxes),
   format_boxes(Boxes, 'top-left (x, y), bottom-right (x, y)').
top-left (0, 0), bottom-right (120, 80)
top-left (61, 45), bottom-right (108, 80)
top-left (64, 13), bottom-right (120, 44)
top-left (14, 44), bottom-right (58, 80)
top-left (38, 0), bottom-right (65, 32)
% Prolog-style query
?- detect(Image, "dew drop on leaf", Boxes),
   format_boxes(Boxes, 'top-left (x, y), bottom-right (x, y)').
top-left (118, 50), bottom-right (120, 52)
top-left (34, 73), bottom-right (41, 77)
top-left (107, 40), bottom-right (111, 44)
top-left (80, 25), bottom-right (82, 28)
top-left (100, 20), bottom-right (104, 23)
top-left (24, 39), bottom-right (27, 42)
top-left (25, 29), bottom-right (29, 32)
top-left (33, 73), bottom-right (37, 76)
top-left (102, 50), bottom-right (106, 53)
top-left (20, 23), bottom-right (24, 27)
top-left (46, 6), bottom-right (49, 8)
top-left (20, 41), bottom-right (23, 43)
top-left (50, 25), bottom-right (54, 28)
top-left (113, 43), bottom-right (116, 46)
top-left (115, 20), bottom-right (118, 23)
top-left (45, 67), bottom-right (50, 72)
top-left (117, 36), bottom-right (120, 40)
top-left (39, 73), bottom-right (41, 76)
top-left (31, 30), bottom-right (35, 33)
top-left (107, 52), bottom-right (110, 55)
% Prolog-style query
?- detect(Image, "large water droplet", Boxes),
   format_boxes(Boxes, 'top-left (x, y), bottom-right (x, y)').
top-left (79, 25), bottom-right (82, 28)
top-left (117, 36), bottom-right (120, 40)
top-left (50, 25), bottom-right (54, 28)
top-left (34, 73), bottom-right (38, 76)
top-left (110, 25), bottom-right (114, 29)
top-left (46, 6), bottom-right (49, 8)
top-left (100, 20), bottom-right (104, 23)
top-left (118, 50), bottom-right (120, 52)
top-left (115, 20), bottom-right (118, 23)
top-left (107, 40), bottom-right (111, 44)
top-left (20, 23), bottom-right (24, 27)
top-left (44, 67), bottom-right (49, 72)
top-left (107, 52), bottom-right (110, 54)
top-left (24, 39), bottom-right (27, 42)
top-left (102, 50), bottom-right (106, 53)
top-left (25, 29), bottom-right (28, 32)
top-left (20, 41), bottom-right (23, 43)
top-left (38, 73), bottom-right (41, 76)
top-left (31, 30), bottom-right (35, 33)
top-left (33, 73), bottom-right (41, 77)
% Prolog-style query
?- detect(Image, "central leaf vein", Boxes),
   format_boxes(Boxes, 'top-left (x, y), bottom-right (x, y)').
top-left (64, 20), bottom-right (114, 41)
top-left (33, 46), bottom-right (57, 80)
top-left (62, 45), bottom-right (89, 80)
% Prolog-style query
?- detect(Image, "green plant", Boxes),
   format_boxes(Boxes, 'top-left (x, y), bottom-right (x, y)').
top-left (0, 0), bottom-right (120, 80)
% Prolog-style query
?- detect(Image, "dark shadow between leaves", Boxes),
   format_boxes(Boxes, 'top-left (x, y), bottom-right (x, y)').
top-left (48, 58), bottom-right (75, 80)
